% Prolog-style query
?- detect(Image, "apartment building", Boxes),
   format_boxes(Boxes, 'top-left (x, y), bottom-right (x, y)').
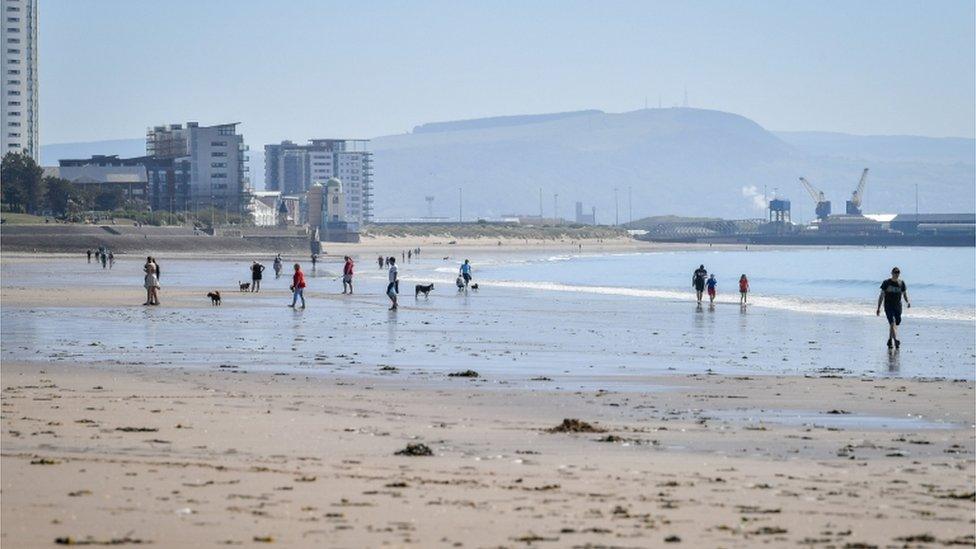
top-left (147, 122), bottom-right (248, 212)
top-left (264, 138), bottom-right (373, 224)
top-left (2, 0), bottom-right (38, 160)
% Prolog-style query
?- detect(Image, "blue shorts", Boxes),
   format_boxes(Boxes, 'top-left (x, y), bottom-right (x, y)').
top-left (884, 305), bottom-right (902, 326)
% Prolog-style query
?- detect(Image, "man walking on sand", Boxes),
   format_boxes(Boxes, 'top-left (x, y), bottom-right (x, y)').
top-left (387, 257), bottom-right (399, 310)
top-left (877, 267), bottom-right (910, 349)
top-left (289, 263), bottom-right (306, 309)
top-left (342, 256), bottom-right (355, 294)
top-left (87, 249), bottom-right (92, 263)
top-left (692, 265), bottom-right (707, 303)
top-left (459, 259), bottom-right (473, 290)
top-left (251, 261), bottom-right (265, 292)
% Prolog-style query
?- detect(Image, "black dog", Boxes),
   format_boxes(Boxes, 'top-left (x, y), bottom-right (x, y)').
top-left (207, 291), bottom-right (222, 306)
top-left (415, 283), bottom-right (434, 298)
top-left (470, 283), bottom-right (479, 291)
top-left (239, 281), bottom-right (250, 292)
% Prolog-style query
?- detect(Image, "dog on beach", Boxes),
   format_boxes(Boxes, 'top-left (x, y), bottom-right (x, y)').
top-left (470, 283), bottom-right (479, 291)
top-left (239, 281), bottom-right (250, 292)
top-left (207, 291), bottom-right (222, 306)
top-left (415, 283), bottom-right (434, 298)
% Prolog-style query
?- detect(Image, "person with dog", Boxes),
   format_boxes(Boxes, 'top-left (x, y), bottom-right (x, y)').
top-left (877, 267), bottom-right (910, 349)
top-left (459, 259), bottom-right (473, 289)
top-left (342, 256), bottom-right (355, 294)
top-left (250, 261), bottom-right (265, 292)
top-left (387, 257), bottom-right (399, 310)
top-left (289, 263), bottom-right (306, 309)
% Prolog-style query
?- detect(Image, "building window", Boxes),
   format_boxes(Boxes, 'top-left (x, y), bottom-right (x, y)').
top-left (212, 173), bottom-right (227, 179)
top-left (210, 141), bottom-right (227, 147)
top-left (7, 58), bottom-right (19, 64)
top-left (7, 80), bottom-right (20, 85)
top-left (6, 38), bottom-right (19, 43)
top-left (9, 121), bottom-right (20, 126)
top-left (7, 17), bottom-right (19, 22)
top-left (8, 111), bottom-right (20, 117)
top-left (211, 151), bottom-right (226, 157)
top-left (6, 27), bottom-right (18, 33)
top-left (6, 49), bottom-right (19, 54)
top-left (210, 162), bottom-right (226, 168)
top-left (7, 69), bottom-right (19, 74)
top-left (7, 90), bottom-right (20, 95)
top-left (217, 126), bottom-right (234, 136)
top-left (7, 100), bottom-right (20, 106)
top-left (8, 132), bottom-right (20, 137)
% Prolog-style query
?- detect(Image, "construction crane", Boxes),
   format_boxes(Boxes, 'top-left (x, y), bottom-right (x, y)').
top-left (846, 168), bottom-right (869, 215)
top-left (799, 177), bottom-right (831, 220)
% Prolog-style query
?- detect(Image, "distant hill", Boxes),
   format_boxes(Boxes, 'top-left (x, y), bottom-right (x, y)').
top-left (373, 108), bottom-right (975, 221)
top-left (40, 109), bottom-right (975, 221)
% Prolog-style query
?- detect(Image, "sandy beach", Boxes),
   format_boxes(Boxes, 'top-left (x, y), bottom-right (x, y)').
top-left (2, 248), bottom-right (974, 548)
top-left (3, 360), bottom-right (974, 548)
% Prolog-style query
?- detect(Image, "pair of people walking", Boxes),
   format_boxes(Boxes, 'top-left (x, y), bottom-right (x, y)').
top-left (143, 256), bottom-right (161, 305)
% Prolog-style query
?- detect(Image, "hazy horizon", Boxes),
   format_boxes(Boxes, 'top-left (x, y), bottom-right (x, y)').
top-left (39, 0), bottom-right (976, 148)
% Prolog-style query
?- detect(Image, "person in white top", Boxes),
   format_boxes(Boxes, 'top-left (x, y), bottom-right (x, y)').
top-left (387, 257), bottom-right (399, 310)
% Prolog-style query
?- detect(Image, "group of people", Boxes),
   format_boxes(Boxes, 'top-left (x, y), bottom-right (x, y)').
top-left (143, 256), bottom-right (161, 305)
top-left (692, 263), bottom-right (911, 348)
top-left (692, 265), bottom-right (749, 305)
top-left (86, 247), bottom-right (115, 269)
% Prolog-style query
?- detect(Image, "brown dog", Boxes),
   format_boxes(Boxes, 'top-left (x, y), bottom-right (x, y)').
top-left (207, 291), bottom-right (222, 306)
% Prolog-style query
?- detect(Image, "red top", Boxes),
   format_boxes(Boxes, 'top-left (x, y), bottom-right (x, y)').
top-left (739, 279), bottom-right (749, 292)
top-left (293, 270), bottom-right (306, 289)
top-left (344, 260), bottom-right (354, 276)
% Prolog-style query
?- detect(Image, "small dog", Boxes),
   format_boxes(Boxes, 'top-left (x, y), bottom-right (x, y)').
top-left (207, 291), bottom-right (222, 306)
top-left (415, 283), bottom-right (434, 298)
top-left (239, 281), bottom-right (250, 292)
top-left (456, 276), bottom-right (465, 292)
top-left (470, 283), bottom-right (479, 291)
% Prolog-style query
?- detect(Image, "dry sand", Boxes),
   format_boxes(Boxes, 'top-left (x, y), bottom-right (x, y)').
top-left (2, 360), bottom-right (973, 548)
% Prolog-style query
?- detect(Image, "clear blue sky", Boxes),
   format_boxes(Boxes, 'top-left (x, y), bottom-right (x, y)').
top-left (40, 0), bottom-right (975, 146)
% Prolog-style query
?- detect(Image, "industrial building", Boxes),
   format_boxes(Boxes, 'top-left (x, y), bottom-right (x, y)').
top-left (147, 122), bottom-right (248, 213)
top-left (2, 0), bottom-right (38, 160)
top-left (574, 201), bottom-right (596, 224)
top-left (264, 139), bottom-right (373, 224)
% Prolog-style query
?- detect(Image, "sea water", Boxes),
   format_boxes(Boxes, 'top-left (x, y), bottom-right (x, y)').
top-left (437, 247), bottom-right (976, 322)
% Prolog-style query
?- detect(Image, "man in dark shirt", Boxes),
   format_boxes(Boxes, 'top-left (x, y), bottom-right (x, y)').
top-left (692, 265), bottom-right (708, 303)
top-left (876, 267), bottom-right (910, 349)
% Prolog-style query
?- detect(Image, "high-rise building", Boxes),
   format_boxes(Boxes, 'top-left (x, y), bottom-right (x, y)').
top-left (264, 139), bottom-right (373, 224)
top-left (2, 0), bottom-right (38, 160)
top-left (147, 122), bottom-right (248, 212)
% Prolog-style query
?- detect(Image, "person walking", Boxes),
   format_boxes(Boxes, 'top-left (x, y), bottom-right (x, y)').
top-left (86, 249), bottom-right (92, 263)
top-left (459, 259), bottom-right (473, 290)
top-left (311, 253), bottom-right (318, 270)
top-left (289, 263), bottom-right (306, 309)
top-left (692, 265), bottom-right (708, 303)
top-left (877, 267), bottom-right (910, 349)
top-left (342, 256), bottom-right (355, 294)
top-left (100, 250), bottom-right (108, 269)
top-left (387, 257), bottom-right (399, 310)
top-left (250, 261), bottom-right (265, 292)
top-left (273, 254), bottom-right (283, 279)
top-left (143, 263), bottom-right (160, 306)
top-left (108, 251), bottom-right (114, 269)
top-left (738, 274), bottom-right (749, 305)
top-left (378, 255), bottom-right (384, 269)
top-left (706, 274), bottom-right (718, 304)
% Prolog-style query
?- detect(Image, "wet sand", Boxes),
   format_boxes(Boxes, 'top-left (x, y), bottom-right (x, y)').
top-left (1, 252), bottom-right (974, 547)
top-left (2, 361), bottom-right (973, 547)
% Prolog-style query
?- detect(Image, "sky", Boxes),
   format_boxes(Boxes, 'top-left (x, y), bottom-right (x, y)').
top-left (39, 0), bottom-right (976, 147)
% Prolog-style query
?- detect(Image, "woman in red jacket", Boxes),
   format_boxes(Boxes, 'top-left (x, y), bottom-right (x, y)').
top-left (342, 256), bottom-right (354, 295)
top-left (289, 263), bottom-right (306, 309)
